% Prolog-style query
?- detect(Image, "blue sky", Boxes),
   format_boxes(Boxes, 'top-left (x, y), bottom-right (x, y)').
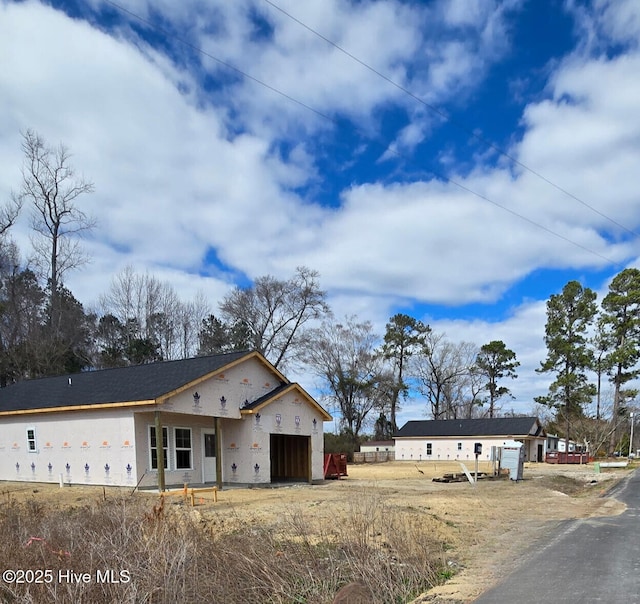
top-left (2, 0), bottom-right (640, 425)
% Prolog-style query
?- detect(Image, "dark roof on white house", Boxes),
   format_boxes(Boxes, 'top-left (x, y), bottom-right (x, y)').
top-left (395, 417), bottom-right (544, 439)
top-left (241, 382), bottom-right (292, 411)
top-left (0, 351), bottom-right (257, 413)
top-left (241, 382), bottom-right (332, 421)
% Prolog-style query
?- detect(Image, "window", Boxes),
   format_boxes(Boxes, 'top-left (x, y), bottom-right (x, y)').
top-left (426, 443), bottom-right (432, 456)
top-left (150, 426), bottom-right (168, 470)
top-left (457, 442), bottom-right (462, 451)
top-left (204, 433), bottom-right (216, 458)
top-left (27, 428), bottom-right (37, 452)
top-left (174, 428), bottom-right (192, 470)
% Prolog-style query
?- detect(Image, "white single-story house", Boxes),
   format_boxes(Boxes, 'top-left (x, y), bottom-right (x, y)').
top-left (557, 439), bottom-right (585, 453)
top-left (355, 439), bottom-right (396, 462)
top-left (360, 440), bottom-right (395, 454)
top-left (546, 434), bottom-right (560, 453)
top-left (0, 351), bottom-right (331, 489)
top-left (546, 435), bottom-right (586, 454)
top-left (394, 416), bottom-right (547, 463)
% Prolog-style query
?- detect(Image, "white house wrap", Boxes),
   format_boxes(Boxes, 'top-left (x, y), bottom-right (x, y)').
top-left (394, 417), bottom-right (547, 463)
top-left (0, 351), bottom-right (331, 489)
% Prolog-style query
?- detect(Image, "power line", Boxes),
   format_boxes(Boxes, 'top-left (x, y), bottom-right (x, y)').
top-left (262, 0), bottom-right (638, 241)
top-left (102, 0), bottom-right (337, 125)
top-left (102, 0), bottom-right (625, 268)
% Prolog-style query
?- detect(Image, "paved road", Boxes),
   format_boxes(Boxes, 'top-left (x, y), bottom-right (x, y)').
top-left (473, 469), bottom-right (640, 603)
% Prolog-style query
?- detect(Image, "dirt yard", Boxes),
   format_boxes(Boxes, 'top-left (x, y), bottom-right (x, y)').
top-left (0, 460), bottom-right (628, 603)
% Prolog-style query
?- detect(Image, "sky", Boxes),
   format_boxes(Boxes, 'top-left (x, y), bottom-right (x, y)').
top-left (1, 0), bottom-right (640, 428)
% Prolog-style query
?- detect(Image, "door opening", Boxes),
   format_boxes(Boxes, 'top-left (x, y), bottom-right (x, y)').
top-left (270, 434), bottom-right (310, 483)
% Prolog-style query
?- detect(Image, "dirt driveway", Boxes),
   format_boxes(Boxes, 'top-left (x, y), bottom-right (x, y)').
top-left (0, 460), bottom-right (627, 603)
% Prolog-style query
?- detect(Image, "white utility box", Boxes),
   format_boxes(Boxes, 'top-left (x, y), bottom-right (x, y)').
top-left (501, 440), bottom-right (524, 481)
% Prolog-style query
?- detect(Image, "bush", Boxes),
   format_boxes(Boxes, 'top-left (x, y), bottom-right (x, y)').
top-left (324, 432), bottom-right (357, 461)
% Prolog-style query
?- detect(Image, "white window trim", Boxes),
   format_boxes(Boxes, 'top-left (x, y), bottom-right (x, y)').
top-left (26, 427), bottom-right (37, 453)
top-left (149, 425), bottom-right (170, 472)
top-left (174, 427), bottom-right (193, 470)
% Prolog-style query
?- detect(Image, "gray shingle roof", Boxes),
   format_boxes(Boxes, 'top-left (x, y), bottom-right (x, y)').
top-left (395, 417), bottom-right (544, 438)
top-left (241, 382), bottom-right (291, 411)
top-left (0, 351), bottom-right (253, 413)
top-left (240, 382), bottom-right (332, 421)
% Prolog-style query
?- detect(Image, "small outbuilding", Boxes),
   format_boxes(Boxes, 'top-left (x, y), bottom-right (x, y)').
top-left (355, 440), bottom-right (395, 462)
top-left (359, 440), bottom-right (395, 454)
top-left (0, 351), bottom-right (331, 489)
top-left (394, 416), bottom-right (546, 463)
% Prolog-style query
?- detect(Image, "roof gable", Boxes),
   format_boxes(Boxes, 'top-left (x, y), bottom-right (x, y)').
top-left (240, 382), bottom-right (332, 421)
top-left (395, 417), bottom-right (544, 439)
top-left (0, 351), bottom-right (285, 415)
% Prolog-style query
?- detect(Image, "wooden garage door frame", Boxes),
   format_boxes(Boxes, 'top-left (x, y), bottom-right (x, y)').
top-left (270, 433), bottom-right (312, 484)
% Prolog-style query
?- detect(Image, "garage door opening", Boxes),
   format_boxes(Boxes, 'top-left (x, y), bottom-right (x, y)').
top-left (270, 434), bottom-right (311, 483)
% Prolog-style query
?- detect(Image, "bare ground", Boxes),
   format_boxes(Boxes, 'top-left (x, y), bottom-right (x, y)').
top-left (0, 460), bottom-right (628, 604)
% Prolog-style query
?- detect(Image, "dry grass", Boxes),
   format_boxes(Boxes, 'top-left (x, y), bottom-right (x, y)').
top-left (0, 488), bottom-right (447, 604)
top-left (0, 461), bottom-right (629, 604)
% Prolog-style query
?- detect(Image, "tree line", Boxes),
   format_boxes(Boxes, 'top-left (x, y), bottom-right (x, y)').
top-left (535, 274), bottom-right (640, 456)
top-left (0, 131), bottom-right (520, 444)
top-left (2, 131), bottom-right (637, 456)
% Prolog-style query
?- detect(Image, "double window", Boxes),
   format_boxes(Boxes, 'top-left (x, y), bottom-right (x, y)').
top-left (149, 426), bottom-right (192, 471)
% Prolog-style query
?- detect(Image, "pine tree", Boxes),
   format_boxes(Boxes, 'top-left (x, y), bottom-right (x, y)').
top-left (600, 268), bottom-right (640, 454)
top-left (475, 340), bottom-right (519, 418)
top-left (535, 281), bottom-right (597, 454)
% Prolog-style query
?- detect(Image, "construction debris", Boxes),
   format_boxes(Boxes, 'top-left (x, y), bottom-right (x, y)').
top-left (433, 472), bottom-right (490, 483)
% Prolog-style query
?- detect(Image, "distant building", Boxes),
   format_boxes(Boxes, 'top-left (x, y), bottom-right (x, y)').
top-left (360, 440), bottom-right (395, 453)
top-left (547, 434), bottom-right (586, 453)
top-left (394, 416), bottom-right (547, 462)
top-left (354, 440), bottom-right (395, 463)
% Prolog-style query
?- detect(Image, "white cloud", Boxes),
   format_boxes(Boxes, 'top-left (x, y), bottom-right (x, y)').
top-left (0, 1), bottom-right (323, 303)
top-left (3, 0), bottom-right (639, 311)
top-left (591, 0), bottom-right (640, 48)
top-left (2, 0), bottom-right (640, 422)
top-left (516, 52), bottom-right (640, 236)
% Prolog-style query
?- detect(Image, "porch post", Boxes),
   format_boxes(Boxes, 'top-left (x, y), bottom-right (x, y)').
top-left (308, 435), bottom-right (313, 484)
top-left (154, 410), bottom-right (165, 492)
top-left (215, 417), bottom-right (223, 490)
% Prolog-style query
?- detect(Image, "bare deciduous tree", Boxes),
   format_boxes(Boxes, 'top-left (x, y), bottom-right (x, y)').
top-left (177, 292), bottom-right (211, 359)
top-left (99, 266), bottom-right (208, 361)
top-left (220, 266), bottom-right (330, 369)
top-left (16, 130), bottom-right (95, 295)
top-left (0, 196), bottom-right (22, 238)
top-left (303, 316), bottom-right (385, 446)
top-left (413, 331), bottom-right (479, 419)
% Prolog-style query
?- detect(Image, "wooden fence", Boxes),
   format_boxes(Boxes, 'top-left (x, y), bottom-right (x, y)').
top-left (545, 452), bottom-right (589, 464)
top-left (353, 451), bottom-right (395, 463)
